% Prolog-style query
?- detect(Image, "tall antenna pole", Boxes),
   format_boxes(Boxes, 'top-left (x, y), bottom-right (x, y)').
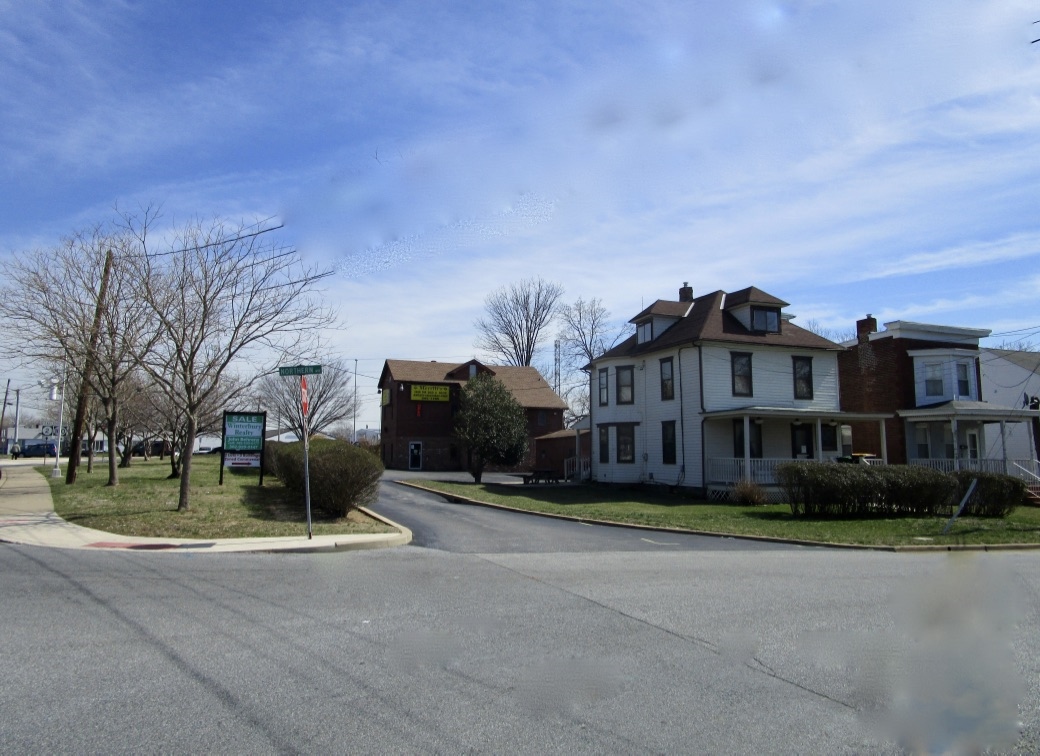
top-left (553, 339), bottom-right (561, 394)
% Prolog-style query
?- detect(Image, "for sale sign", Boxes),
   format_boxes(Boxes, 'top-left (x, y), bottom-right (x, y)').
top-left (224, 413), bottom-right (265, 452)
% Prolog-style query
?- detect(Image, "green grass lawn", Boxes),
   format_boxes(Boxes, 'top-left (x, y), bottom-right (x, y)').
top-left (413, 480), bottom-right (1040, 547)
top-left (48, 455), bottom-right (395, 539)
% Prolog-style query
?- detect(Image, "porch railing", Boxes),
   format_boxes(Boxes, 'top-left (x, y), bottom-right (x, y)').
top-left (564, 456), bottom-right (591, 481)
top-left (707, 458), bottom-right (791, 486)
top-left (909, 459), bottom-right (1039, 479)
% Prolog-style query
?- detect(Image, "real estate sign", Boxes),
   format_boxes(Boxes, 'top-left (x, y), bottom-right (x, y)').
top-left (220, 412), bottom-right (267, 480)
top-left (224, 413), bottom-right (265, 452)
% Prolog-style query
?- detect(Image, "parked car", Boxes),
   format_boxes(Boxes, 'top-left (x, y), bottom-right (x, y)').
top-left (21, 442), bottom-right (57, 458)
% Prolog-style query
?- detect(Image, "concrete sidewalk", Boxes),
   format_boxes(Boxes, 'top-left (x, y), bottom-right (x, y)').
top-left (0, 462), bottom-right (411, 553)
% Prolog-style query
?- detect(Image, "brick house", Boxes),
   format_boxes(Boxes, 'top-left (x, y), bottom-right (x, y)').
top-left (838, 317), bottom-right (1040, 476)
top-left (378, 358), bottom-right (567, 472)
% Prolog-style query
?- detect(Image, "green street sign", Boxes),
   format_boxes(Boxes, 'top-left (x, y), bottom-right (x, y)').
top-left (278, 364), bottom-right (322, 377)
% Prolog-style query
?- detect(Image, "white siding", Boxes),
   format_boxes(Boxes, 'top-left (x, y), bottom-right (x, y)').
top-left (700, 344), bottom-right (840, 412)
top-left (979, 350), bottom-right (1040, 461)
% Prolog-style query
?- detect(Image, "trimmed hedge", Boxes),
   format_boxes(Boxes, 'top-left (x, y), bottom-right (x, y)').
top-left (266, 439), bottom-right (384, 519)
top-left (949, 470), bottom-right (1026, 518)
top-left (774, 462), bottom-right (1021, 518)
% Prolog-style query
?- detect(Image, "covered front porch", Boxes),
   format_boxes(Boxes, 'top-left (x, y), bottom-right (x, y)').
top-left (703, 407), bottom-right (891, 499)
top-left (899, 400), bottom-right (1040, 486)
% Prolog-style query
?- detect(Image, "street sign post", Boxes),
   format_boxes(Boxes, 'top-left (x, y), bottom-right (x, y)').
top-left (278, 365), bottom-right (322, 377)
top-left (301, 375), bottom-right (312, 539)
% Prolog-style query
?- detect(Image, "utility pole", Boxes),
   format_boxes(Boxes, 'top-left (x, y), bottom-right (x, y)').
top-left (66, 247), bottom-right (113, 484)
top-left (353, 358), bottom-right (358, 443)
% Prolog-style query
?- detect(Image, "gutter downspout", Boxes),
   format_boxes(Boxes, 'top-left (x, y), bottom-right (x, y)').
top-left (677, 346), bottom-right (690, 487)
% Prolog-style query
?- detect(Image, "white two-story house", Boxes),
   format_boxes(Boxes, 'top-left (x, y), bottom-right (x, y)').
top-left (588, 284), bottom-right (888, 498)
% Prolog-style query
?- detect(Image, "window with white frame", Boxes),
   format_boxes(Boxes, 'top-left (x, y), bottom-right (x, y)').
top-left (731, 353), bottom-right (753, 397)
top-left (660, 357), bottom-right (674, 401)
top-left (598, 369), bottom-right (608, 406)
top-left (956, 363), bottom-right (971, 397)
top-left (924, 363), bottom-right (943, 397)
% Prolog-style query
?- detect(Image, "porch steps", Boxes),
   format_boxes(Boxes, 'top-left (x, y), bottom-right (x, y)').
top-left (1025, 484), bottom-right (1040, 507)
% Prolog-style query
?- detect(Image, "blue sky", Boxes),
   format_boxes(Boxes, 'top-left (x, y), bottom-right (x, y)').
top-left (2, 0), bottom-right (1039, 429)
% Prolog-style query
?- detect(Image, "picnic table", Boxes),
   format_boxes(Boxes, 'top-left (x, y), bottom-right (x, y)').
top-left (523, 468), bottom-right (560, 484)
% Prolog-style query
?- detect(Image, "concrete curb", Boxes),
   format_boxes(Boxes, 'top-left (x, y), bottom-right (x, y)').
top-left (396, 480), bottom-right (1040, 553)
top-left (0, 463), bottom-right (412, 554)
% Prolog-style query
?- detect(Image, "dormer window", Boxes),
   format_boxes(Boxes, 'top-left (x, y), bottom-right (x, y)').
top-left (750, 306), bottom-right (780, 333)
top-left (637, 321), bottom-right (652, 344)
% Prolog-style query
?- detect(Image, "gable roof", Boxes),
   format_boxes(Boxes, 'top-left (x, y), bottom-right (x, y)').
top-left (379, 359), bottom-right (567, 410)
top-left (596, 288), bottom-right (838, 362)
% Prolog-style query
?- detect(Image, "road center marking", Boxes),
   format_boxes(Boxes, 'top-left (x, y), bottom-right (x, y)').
top-left (641, 537), bottom-right (679, 546)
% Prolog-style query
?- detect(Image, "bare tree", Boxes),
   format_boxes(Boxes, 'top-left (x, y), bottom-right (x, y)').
top-left (258, 357), bottom-right (357, 441)
top-left (802, 318), bottom-right (856, 345)
top-left (129, 215), bottom-right (334, 511)
top-left (1, 221), bottom-right (152, 486)
top-left (474, 277), bottom-right (564, 366)
top-left (557, 297), bottom-right (627, 420)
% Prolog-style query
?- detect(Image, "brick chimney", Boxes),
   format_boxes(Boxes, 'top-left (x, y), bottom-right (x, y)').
top-left (856, 314), bottom-right (877, 344)
top-left (679, 282), bottom-right (693, 302)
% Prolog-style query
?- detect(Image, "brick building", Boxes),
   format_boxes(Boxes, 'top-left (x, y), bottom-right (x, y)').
top-left (378, 358), bottom-right (567, 472)
top-left (838, 316), bottom-right (1039, 470)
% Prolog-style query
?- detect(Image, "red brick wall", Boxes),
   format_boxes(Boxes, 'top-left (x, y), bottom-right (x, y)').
top-left (838, 336), bottom-right (967, 464)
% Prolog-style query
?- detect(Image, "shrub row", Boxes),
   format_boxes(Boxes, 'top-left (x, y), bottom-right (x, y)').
top-left (265, 439), bottom-right (384, 519)
top-left (775, 462), bottom-right (1024, 519)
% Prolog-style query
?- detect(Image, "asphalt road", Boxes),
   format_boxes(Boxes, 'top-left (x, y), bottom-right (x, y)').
top-left (2, 478), bottom-right (1039, 754)
top-left (369, 477), bottom-right (797, 553)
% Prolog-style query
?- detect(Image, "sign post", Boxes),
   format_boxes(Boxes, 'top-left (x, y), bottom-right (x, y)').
top-left (301, 375), bottom-right (312, 539)
top-left (277, 364), bottom-right (322, 539)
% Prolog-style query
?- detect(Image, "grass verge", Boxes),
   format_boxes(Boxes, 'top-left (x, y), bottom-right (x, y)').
top-left (48, 455), bottom-right (395, 539)
top-left (414, 480), bottom-right (1040, 547)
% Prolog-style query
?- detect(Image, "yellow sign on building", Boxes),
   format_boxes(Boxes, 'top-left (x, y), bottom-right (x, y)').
top-left (410, 384), bottom-right (450, 402)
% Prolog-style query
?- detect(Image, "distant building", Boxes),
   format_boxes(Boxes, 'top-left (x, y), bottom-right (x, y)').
top-left (377, 358), bottom-right (567, 472)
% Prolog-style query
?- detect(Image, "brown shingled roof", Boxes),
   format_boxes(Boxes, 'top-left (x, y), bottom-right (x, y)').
top-left (594, 288), bottom-right (839, 361)
top-left (379, 359), bottom-right (567, 410)
top-left (629, 299), bottom-right (694, 323)
top-left (724, 286), bottom-right (790, 308)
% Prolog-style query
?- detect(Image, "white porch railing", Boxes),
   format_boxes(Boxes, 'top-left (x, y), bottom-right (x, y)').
top-left (564, 456), bottom-right (591, 481)
top-left (707, 458), bottom-right (792, 486)
top-left (909, 459), bottom-right (1039, 479)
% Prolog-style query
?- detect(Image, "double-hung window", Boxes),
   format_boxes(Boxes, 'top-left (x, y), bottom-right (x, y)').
top-left (731, 353), bottom-right (753, 397)
top-left (956, 363), bottom-right (971, 398)
top-left (616, 424), bottom-right (635, 463)
top-left (662, 421), bottom-right (676, 465)
top-left (599, 426), bottom-right (609, 463)
top-left (792, 356), bottom-right (813, 400)
top-left (924, 363), bottom-right (943, 397)
top-left (660, 358), bottom-right (674, 401)
top-left (598, 369), bottom-right (608, 406)
top-left (616, 366), bottom-right (634, 405)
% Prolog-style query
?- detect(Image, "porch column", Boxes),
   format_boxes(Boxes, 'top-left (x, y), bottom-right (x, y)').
top-left (815, 418), bottom-right (823, 461)
top-left (951, 417), bottom-right (959, 471)
top-left (1000, 420), bottom-right (1008, 474)
top-left (879, 420), bottom-right (888, 464)
top-left (743, 415), bottom-right (751, 482)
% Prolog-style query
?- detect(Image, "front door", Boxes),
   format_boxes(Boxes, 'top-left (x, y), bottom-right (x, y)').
top-left (791, 424), bottom-right (814, 459)
top-left (966, 430), bottom-right (980, 461)
top-left (408, 441), bottom-right (423, 470)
